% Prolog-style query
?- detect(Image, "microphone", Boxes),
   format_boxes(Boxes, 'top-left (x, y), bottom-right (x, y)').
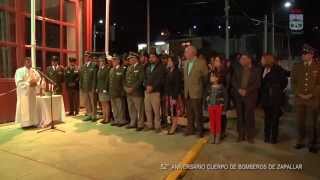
top-left (32, 67), bottom-right (42, 70)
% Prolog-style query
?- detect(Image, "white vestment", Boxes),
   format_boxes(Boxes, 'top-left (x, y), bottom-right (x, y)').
top-left (15, 67), bottom-right (40, 127)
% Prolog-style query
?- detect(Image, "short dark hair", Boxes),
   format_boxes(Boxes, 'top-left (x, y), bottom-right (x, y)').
top-left (168, 55), bottom-right (179, 67)
top-left (149, 52), bottom-right (159, 58)
top-left (241, 53), bottom-right (253, 61)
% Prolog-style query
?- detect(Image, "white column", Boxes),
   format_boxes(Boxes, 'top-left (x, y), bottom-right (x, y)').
top-left (271, 10), bottom-right (275, 56)
top-left (93, 24), bottom-right (96, 52)
top-left (105, 0), bottom-right (110, 55)
top-left (264, 15), bottom-right (268, 53)
top-left (31, 0), bottom-right (36, 68)
top-left (147, 0), bottom-right (150, 53)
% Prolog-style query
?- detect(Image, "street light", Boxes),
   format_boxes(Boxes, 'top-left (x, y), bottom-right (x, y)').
top-left (99, 19), bottom-right (104, 24)
top-left (271, 1), bottom-right (293, 55)
top-left (284, 1), bottom-right (292, 9)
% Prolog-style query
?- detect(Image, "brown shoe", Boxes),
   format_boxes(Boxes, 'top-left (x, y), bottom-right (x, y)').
top-left (168, 122), bottom-right (177, 135)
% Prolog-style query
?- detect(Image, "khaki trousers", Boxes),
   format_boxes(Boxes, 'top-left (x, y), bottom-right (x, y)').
top-left (84, 91), bottom-right (96, 118)
top-left (111, 97), bottom-right (127, 124)
top-left (127, 96), bottom-right (145, 128)
top-left (144, 92), bottom-right (161, 130)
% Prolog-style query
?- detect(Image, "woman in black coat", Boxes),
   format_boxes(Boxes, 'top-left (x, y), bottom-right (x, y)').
top-left (260, 54), bottom-right (288, 144)
top-left (164, 56), bottom-right (183, 135)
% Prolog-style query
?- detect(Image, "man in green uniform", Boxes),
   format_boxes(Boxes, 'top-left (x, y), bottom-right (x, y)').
top-left (80, 51), bottom-right (98, 121)
top-left (46, 56), bottom-right (64, 95)
top-left (109, 55), bottom-right (128, 127)
top-left (124, 52), bottom-right (145, 131)
top-left (64, 57), bottom-right (80, 116)
top-left (291, 44), bottom-right (320, 153)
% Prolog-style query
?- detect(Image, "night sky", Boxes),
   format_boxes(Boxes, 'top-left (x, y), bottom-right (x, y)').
top-left (93, 0), bottom-right (319, 54)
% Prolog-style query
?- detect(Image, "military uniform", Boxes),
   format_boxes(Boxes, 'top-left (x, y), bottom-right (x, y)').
top-left (109, 65), bottom-right (127, 126)
top-left (291, 45), bottom-right (320, 152)
top-left (64, 62), bottom-right (80, 115)
top-left (124, 61), bottom-right (145, 129)
top-left (80, 61), bottom-right (98, 120)
top-left (96, 65), bottom-right (111, 102)
top-left (47, 65), bottom-right (64, 95)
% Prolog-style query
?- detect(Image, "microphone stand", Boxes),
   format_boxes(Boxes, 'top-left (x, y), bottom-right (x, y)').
top-left (35, 68), bottom-right (65, 133)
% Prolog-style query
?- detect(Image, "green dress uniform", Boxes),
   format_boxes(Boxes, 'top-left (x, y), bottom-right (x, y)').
top-left (64, 65), bottom-right (80, 115)
top-left (109, 65), bottom-right (127, 125)
top-left (80, 61), bottom-right (98, 120)
top-left (291, 60), bottom-right (320, 149)
top-left (96, 66), bottom-right (110, 102)
top-left (46, 65), bottom-right (64, 94)
top-left (124, 63), bottom-right (145, 128)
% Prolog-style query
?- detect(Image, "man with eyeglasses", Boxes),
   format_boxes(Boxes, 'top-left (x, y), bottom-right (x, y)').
top-left (291, 44), bottom-right (320, 153)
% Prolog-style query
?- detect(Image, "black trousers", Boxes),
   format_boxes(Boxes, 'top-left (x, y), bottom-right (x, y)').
top-left (186, 98), bottom-right (203, 134)
top-left (221, 114), bottom-right (227, 136)
top-left (263, 105), bottom-right (281, 142)
top-left (235, 98), bottom-right (256, 140)
top-left (67, 88), bottom-right (79, 114)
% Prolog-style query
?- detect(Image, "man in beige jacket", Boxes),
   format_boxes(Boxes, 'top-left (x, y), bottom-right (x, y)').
top-left (183, 46), bottom-right (208, 137)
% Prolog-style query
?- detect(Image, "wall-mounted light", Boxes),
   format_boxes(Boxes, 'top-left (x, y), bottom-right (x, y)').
top-left (155, 41), bottom-right (166, 46)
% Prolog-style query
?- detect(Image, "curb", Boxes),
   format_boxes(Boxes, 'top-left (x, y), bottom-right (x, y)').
top-left (166, 137), bottom-right (208, 180)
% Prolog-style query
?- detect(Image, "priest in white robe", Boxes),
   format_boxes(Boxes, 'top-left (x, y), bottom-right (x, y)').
top-left (15, 57), bottom-right (41, 128)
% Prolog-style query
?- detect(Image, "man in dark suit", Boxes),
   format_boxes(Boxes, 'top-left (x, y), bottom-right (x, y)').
top-left (65, 57), bottom-right (80, 116)
top-left (144, 52), bottom-right (166, 133)
top-left (46, 56), bottom-right (64, 95)
top-left (183, 46), bottom-right (208, 137)
top-left (260, 54), bottom-right (288, 144)
top-left (231, 53), bottom-right (261, 143)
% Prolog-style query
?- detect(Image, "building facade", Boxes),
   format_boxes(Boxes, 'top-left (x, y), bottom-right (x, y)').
top-left (0, 0), bottom-right (93, 123)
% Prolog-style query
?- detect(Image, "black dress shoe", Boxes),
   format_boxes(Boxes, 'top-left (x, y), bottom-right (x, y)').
top-left (248, 139), bottom-right (255, 144)
top-left (309, 147), bottom-right (318, 154)
top-left (184, 131), bottom-right (195, 136)
top-left (117, 122), bottom-right (128, 127)
top-left (126, 125), bottom-right (136, 129)
top-left (270, 139), bottom-right (278, 144)
top-left (237, 136), bottom-right (244, 143)
top-left (91, 118), bottom-right (99, 122)
top-left (100, 120), bottom-right (110, 124)
top-left (198, 133), bottom-right (204, 138)
top-left (220, 134), bottom-right (227, 140)
top-left (110, 122), bottom-right (119, 126)
top-left (294, 144), bottom-right (306, 149)
top-left (143, 127), bottom-right (154, 132)
top-left (264, 138), bottom-right (270, 143)
top-left (136, 127), bottom-right (144, 131)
